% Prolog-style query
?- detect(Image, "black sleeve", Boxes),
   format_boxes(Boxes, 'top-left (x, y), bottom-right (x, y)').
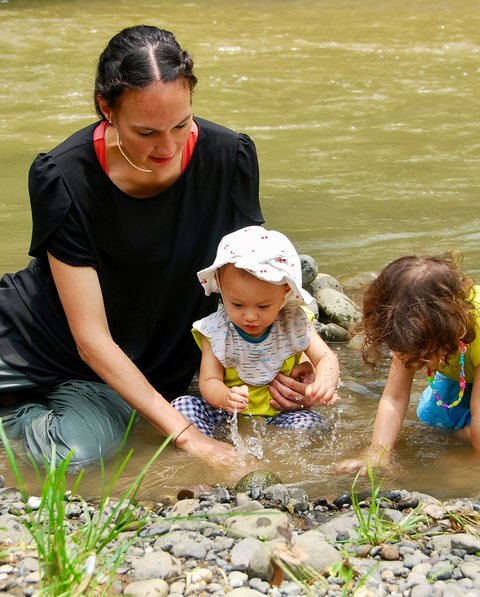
top-left (28, 153), bottom-right (96, 266)
top-left (230, 133), bottom-right (264, 225)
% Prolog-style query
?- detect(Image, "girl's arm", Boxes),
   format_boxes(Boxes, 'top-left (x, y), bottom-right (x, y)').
top-left (460, 364), bottom-right (480, 448)
top-left (48, 254), bottom-right (237, 464)
top-left (198, 336), bottom-right (249, 413)
top-left (336, 353), bottom-right (415, 473)
top-left (303, 326), bottom-right (340, 405)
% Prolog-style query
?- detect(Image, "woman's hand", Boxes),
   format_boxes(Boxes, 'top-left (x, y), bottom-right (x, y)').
top-left (269, 361), bottom-right (316, 411)
top-left (174, 422), bottom-right (242, 469)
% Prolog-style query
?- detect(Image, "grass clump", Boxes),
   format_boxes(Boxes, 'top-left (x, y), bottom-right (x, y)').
top-left (0, 416), bottom-right (170, 596)
top-left (349, 465), bottom-right (426, 546)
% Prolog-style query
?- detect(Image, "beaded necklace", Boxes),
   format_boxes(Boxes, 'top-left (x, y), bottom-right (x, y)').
top-left (427, 341), bottom-right (467, 409)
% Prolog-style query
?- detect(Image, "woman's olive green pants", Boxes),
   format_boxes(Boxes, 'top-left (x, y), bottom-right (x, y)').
top-left (0, 356), bottom-right (133, 467)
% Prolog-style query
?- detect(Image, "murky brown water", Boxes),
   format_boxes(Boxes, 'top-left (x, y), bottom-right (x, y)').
top-left (1, 0), bottom-right (480, 500)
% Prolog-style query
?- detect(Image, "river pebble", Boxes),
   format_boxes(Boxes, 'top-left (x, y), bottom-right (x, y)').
top-left (0, 483), bottom-right (478, 595)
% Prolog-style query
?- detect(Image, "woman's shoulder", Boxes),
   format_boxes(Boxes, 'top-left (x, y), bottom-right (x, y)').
top-left (38, 122), bottom-right (98, 161)
top-left (195, 117), bottom-right (256, 151)
top-left (30, 123), bottom-right (99, 182)
top-left (29, 122), bottom-right (101, 191)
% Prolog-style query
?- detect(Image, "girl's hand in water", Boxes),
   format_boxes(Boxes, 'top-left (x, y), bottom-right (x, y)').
top-left (335, 445), bottom-right (393, 475)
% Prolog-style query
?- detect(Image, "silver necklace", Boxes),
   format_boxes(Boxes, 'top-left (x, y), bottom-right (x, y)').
top-left (116, 131), bottom-right (153, 173)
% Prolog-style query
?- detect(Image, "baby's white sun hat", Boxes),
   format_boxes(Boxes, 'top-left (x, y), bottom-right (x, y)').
top-left (197, 226), bottom-right (313, 305)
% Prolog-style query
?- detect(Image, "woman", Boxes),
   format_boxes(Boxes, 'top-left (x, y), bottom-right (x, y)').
top-left (0, 25), bottom-right (310, 467)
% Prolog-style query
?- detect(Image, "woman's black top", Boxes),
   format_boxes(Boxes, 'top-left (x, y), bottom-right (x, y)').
top-left (0, 117), bottom-right (263, 397)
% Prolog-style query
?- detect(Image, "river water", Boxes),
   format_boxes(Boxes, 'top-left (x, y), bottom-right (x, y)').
top-left (0, 0), bottom-right (479, 501)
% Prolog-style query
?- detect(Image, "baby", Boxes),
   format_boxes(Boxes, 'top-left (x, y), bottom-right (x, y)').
top-left (172, 226), bottom-right (340, 437)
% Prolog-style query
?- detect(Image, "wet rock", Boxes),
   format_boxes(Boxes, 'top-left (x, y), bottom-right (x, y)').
top-left (212, 486), bottom-right (231, 503)
top-left (299, 254), bottom-right (318, 286)
top-left (347, 332), bottom-right (364, 351)
top-left (338, 271), bottom-right (377, 301)
top-left (397, 495), bottom-right (420, 511)
top-left (262, 483), bottom-right (289, 505)
top-left (314, 321), bottom-right (350, 343)
top-left (308, 272), bottom-right (344, 295)
top-left (342, 379), bottom-right (372, 396)
top-left (333, 491), bottom-right (371, 509)
top-left (234, 470), bottom-right (283, 494)
top-left (314, 287), bottom-right (362, 330)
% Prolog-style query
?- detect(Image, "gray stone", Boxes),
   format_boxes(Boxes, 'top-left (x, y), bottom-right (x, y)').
top-left (459, 562), bottom-right (480, 579)
top-left (308, 273), bottom-right (343, 294)
top-left (130, 551), bottom-right (180, 581)
top-left (317, 510), bottom-right (359, 543)
top-left (234, 471), bottom-right (283, 494)
top-left (314, 321), bottom-right (350, 343)
top-left (431, 562), bottom-right (454, 580)
top-left (294, 530), bottom-right (342, 571)
top-left (263, 484), bottom-right (290, 505)
top-left (314, 287), bottom-right (361, 329)
top-left (156, 530), bottom-right (214, 559)
top-left (227, 589), bottom-right (266, 597)
top-left (228, 570), bottom-right (249, 587)
top-left (168, 499), bottom-right (200, 517)
top-left (123, 578), bottom-right (169, 596)
top-left (249, 577), bottom-right (270, 593)
top-left (0, 514), bottom-right (30, 546)
top-left (299, 254), bottom-right (318, 286)
top-left (230, 537), bottom-right (272, 581)
top-left (410, 584), bottom-right (433, 597)
top-left (225, 510), bottom-right (289, 541)
top-left (451, 533), bottom-right (480, 554)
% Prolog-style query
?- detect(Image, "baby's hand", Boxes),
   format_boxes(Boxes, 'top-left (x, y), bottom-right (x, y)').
top-left (224, 385), bottom-right (249, 413)
top-left (305, 378), bottom-right (339, 406)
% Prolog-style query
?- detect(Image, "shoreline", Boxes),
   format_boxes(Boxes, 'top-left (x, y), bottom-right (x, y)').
top-left (0, 478), bottom-right (479, 596)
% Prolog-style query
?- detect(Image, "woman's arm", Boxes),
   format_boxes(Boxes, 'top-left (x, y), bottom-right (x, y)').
top-left (336, 353), bottom-right (414, 473)
top-left (48, 253), bottom-right (237, 462)
top-left (269, 326), bottom-right (339, 410)
top-left (198, 336), bottom-right (249, 413)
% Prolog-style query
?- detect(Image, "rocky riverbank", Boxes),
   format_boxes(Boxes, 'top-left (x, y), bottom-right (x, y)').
top-left (0, 474), bottom-right (479, 596)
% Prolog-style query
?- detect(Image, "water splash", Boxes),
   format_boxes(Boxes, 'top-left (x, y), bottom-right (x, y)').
top-left (228, 410), bottom-right (265, 462)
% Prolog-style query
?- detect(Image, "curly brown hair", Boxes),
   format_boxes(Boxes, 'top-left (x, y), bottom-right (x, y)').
top-left (360, 252), bottom-right (476, 369)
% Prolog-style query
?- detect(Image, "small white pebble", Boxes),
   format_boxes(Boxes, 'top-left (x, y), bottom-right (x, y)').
top-left (27, 496), bottom-right (42, 510)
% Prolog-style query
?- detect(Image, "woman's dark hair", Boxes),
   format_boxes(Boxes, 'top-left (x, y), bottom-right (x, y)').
top-left (94, 25), bottom-right (197, 119)
top-left (360, 252), bottom-right (476, 369)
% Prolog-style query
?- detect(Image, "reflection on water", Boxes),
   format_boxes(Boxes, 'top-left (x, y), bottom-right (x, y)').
top-left (1, 0), bottom-right (480, 500)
